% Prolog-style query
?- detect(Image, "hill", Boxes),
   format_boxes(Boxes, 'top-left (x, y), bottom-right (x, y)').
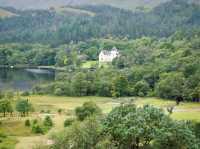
top-left (0, 0), bottom-right (199, 45)
top-left (54, 6), bottom-right (96, 16)
top-left (0, 0), bottom-right (170, 10)
top-left (0, 8), bottom-right (16, 18)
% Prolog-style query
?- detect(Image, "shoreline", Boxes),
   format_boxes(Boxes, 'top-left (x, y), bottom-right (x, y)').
top-left (0, 65), bottom-right (66, 71)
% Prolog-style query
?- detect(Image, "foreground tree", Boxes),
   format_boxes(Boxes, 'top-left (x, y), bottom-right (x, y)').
top-left (103, 104), bottom-right (199, 149)
top-left (52, 117), bottom-right (108, 149)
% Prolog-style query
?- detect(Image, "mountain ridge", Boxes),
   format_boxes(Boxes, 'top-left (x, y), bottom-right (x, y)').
top-left (0, 0), bottom-right (170, 10)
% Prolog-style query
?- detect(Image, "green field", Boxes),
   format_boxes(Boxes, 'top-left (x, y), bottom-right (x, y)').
top-left (1, 95), bottom-right (200, 149)
top-left (28, 95), bottom-right (200, 121)
top-left (81, 61), bottom-right (98, 69)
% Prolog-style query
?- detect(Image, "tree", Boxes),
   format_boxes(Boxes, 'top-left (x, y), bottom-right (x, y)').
top-left (75, 101), bottom-right (102, 121)
top-left (111, 74), bottom-right (129, 97)
top-left (154, 121), bottom-right (200, 149)
top-left (16, 99), bottom-right (32, 117)
top-left (43, 116), bottom-right (53, 127)
top-left (72, 72), bottom-right (88, 96)
top-left (25, 119), bottom-right (31, 127)
top-left (55, 49), bottom-right (68, 66)
top-left (155, 72), bottom-right (185, 99)
top-left (0, 99), bottom-right (13, 117)
top-left (52, 117), bottom-right (102, 149)
top-left (134, 80), bottom-right (150, 96)
top-left (103, 103), bottom-right (200, 149)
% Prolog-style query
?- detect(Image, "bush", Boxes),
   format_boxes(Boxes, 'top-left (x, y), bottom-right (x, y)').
top-left (21, 91), bottom-right (30, 96)
top-left (43, 116), bottom-right (53, 127)
top-left (64, 118), bottom-right (74, 127)
top-left (58, 109), bottom-right (62, 114)
top-left (75, 101), bottom-right (102, 121)
top-left (54, 88), bottom-right (63, 96)
top-left (46, 110), bottom-right (51, 114)
top-left (134, 80), bottom-right (150, 96)
top-left (5, 91), bottom-right (14, 99)
top-left (40, 110), bottom-right (45, 113)
top-left (194, 122), bottom-right (200, 139)
top-left (25, 119), bottom-right (31, 127)
top-left (33, 119), bottom-right (38, 125)
top-left (0, 132), bottom-right (7, 138)
top-left (32, 125), bottom-right (44, 134)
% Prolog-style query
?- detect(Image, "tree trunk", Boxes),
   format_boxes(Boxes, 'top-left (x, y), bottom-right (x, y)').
top-left (136, 138), bottom-right (140, 149)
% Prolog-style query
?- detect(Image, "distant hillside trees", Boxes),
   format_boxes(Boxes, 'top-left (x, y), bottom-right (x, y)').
top-left (0, 0), bottom-right (199, 45)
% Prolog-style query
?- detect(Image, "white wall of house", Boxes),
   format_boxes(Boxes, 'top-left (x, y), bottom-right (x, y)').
top-left (99, 47), bottom-right (119, 62)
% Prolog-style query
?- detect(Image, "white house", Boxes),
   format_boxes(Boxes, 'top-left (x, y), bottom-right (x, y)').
top-left (99, 47), bottom-right (120, 62)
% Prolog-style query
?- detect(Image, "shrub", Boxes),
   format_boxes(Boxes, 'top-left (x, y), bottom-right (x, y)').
top-left (134, 80), bottom-right (150, 96)
top-left (33, 119), bottom-right (38, 125)
top-left (0, 132), bottom-right (7, 138)
top-left (21, 91), bottom-right (30, 96)
top-left (5, 91), bottom-right (14, 99)
top-left (64, 118), bottom-right (74, 127)
top-left (40, 110), bottom-right (45, 113)
top-left (46, 110), bottom-right (51, 114)
top-left (58, 109), bottom-right (62, 114)
top-left (32, 125), bottom-right (44, 134)
top-left (43, 116), bottom-right (53, 127)
top-left (75, 101), bottom-right (102, 121)
top-left (25, 119), bottom-right (31, 127)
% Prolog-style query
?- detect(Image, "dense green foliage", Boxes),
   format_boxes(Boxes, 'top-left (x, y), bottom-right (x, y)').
top-left (0, 0), bottom-right (199, 45)
top-left (51, 104), bottom-right (200, 149)
top-left (43, 116), bottom-right (53, 127)
top-left (75, 101), bottom-right (102, 121)
top-left (0, 99), bottom-right (13, 117)
top-left (15, 99), bottom-right (32, 116)
top-left (0, 1), bottom-right (199, 101)
top-left (29, 30), bottom-right (200, 101)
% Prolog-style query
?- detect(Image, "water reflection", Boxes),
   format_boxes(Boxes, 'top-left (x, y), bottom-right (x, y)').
top-left (0, 68), bottom-right (55, 91)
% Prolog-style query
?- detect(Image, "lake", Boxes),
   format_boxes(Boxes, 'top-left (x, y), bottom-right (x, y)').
top-left (0, 68), bottom-right (55, 91)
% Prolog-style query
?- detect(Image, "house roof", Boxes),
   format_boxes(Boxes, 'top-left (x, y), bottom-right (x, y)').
top-left (100, 47), bottom-right (119, 56)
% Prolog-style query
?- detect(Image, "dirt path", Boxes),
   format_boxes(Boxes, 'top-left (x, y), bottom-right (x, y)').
top-left (15, 114), bottom-right (65, 149)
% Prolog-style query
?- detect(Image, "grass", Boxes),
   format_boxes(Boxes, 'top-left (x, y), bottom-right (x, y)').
top-left (133, 97), bottom-right (176, 107)
top-left (27, 95), bottom-right (200, 122)
top-left (132, 97), bottom-right (200, 122)
top-left (0, 136), bottom-right (18, 149)
top-left (1, 95), bottom-right (200, 149)
top-left (81, 61), bottom-right (98, 69)
top-left (172, 112), bottom-right (200, 122)
top-left (28, 95), bottom-right (120, 114)
top-left (0, 120), bottom-right (32, 136)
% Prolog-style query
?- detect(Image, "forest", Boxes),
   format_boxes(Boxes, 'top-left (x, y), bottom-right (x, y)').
top-left (1, 28), bottom-right (200, 102)
top-left (0, 0), bottom-right (199, 45)
top-left (0, 0), bottom-right (200, 149)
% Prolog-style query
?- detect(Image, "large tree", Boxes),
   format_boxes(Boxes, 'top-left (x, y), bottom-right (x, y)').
top-left (16, 99), bottom-right (32, 117)
top-left (0, 99), bottom-right (13, 117)
top-left (155, 72), bottom-right (185, 99)
top-left (103, 104), bottom-right (199, 149)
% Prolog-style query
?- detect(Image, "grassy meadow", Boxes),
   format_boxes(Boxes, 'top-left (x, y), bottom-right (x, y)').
top-left (0, 95), bottom-right (200, 149)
